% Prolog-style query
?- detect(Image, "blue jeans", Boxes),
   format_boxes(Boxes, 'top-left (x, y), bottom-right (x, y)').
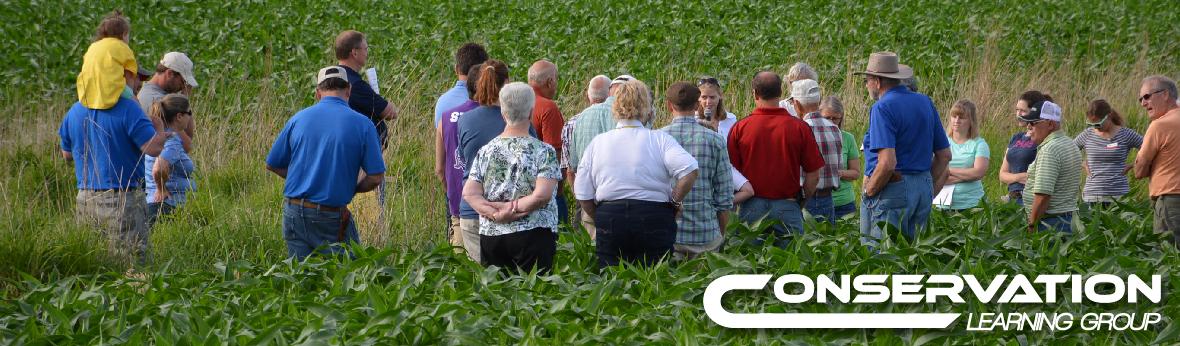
top-left (860, 172), bottom-right (933, 248)
top-left (594, 200), bottom-right (677, 268)
top-left (283, 202), bottom-right (360, 260)
top-left (738, 197), bottom-right (803, 248)
top-left (805, 195), bottom-right (836, 225)
top-left (1038, 213), bottom-right (1073, 233)
top-left (556, 193), bottom-right (569, 227)
top-left (834, 202), bottom-right (856, 220)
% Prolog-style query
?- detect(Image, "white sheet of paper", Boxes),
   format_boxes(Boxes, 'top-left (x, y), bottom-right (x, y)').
top-left (365, 68), bottom-right (380, 94)
top-left (933, 184), bottom-right (956, 206)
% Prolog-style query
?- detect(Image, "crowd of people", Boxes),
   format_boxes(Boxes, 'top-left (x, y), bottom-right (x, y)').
top-left (58, 13), bottom-right (1180, 273)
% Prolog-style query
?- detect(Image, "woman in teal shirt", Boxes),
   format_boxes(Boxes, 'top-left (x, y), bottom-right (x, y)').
top-left (938, 99), bottom-right (990, 211)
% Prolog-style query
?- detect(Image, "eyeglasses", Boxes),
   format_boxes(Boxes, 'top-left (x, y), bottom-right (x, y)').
top-left (697, 77), bottom-right (719, 86)
top-left (1140, 88), bottom-right (1165, 102)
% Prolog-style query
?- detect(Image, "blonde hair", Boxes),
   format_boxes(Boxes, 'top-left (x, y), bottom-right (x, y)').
top-left (612, 80), bottom-right (653, 123)
top-left (947, 99), bottom-right (979, 139)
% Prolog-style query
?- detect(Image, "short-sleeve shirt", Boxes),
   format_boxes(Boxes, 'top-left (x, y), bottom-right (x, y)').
top-left (265, 96), bottom-right (386, 207)
top-left (574, 119), bottom-right (699, 202)
top-left (568, 97), bottom-right (616, 173)
top-left (468, 136), bottom-right (561, 236)
top-left (727, 107), bottom-right (824, 199)
top-left (136, 82), bottom-right (168, 115)
top-left (434, 80), bottom-right (468, 127)
top-left (59, 98), bottom-right (156, 189)
top-left (441, 100), bottom-right (480, 216)
top-left (1074, 127), bottom-right (1142, 198)
top-left (863, 86), bottom-right (950, 177)
top-left (832, 130), bottom-right (861, 207)
top-left (1023, 131), bottom-right (1083, 215)
top-left (559, 115), bottom-right (580, 170)
top-left (938, 136), bottom-right (990, 210)
top-left (457, 105), bottom-right (538, 218)
top-left (339, 65), bottom-right (391, 145)
top-left (661, 117), bottom-right (734, 244)
top-left (531, 86), bottom-right (565, 157)
top-left (77, 38), bottom-right (138, 110)
top-left (1005, 132), bottom-right (1038, 193)
top-left (145, 134), bottom-right (196, 206)
top-left (1138, 108), bottom-right (1180, 197)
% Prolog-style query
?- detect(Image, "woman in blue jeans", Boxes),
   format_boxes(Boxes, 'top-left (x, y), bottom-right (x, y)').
top-left (573, 80), bottom-right (699, 269)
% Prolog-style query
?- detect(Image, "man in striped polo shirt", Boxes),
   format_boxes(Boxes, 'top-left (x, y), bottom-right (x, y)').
top-left (1020, 100), bottom-right (1083, 233)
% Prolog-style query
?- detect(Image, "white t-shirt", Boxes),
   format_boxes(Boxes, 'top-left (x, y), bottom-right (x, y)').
top-left (574, 119), bottom-right (699, 202)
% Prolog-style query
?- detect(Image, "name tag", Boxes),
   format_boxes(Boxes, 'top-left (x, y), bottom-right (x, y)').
top-left (1106, 143), bottom-right (1119, 149)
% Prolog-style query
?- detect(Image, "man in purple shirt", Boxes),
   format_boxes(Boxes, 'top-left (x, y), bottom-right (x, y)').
top-left (439, 64), bottom-right (483, 247)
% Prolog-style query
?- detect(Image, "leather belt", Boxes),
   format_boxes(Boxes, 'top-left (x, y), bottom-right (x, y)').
top-left (814, 188), bottom-right (833, 197)
top-left (288, 198), bottom-right (344, 212)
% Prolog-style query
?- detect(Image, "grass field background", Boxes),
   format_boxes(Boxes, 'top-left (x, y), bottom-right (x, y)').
top-left (2, 0), bottom-right (1179, 343)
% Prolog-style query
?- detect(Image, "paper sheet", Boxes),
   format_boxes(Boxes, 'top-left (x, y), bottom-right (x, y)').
top-left (933, 184), bottom-right (956, 206)
top-left (365, 68), bottom-right (380, 94)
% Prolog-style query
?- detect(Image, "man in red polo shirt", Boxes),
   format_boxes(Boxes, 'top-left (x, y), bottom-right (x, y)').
top-left (728, 71), bottom-right (824, 247)
top-left (527, 59), bottom-right (569, 224)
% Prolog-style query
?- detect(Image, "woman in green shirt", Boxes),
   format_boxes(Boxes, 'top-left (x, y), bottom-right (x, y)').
top-left (820, 96), bottom-right (861, 219)
top-left (937, 99), bottom-right (990, 211)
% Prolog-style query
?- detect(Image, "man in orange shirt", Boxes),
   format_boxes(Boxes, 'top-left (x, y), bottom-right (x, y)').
top-left (527, 59), bottom-right (569, 224)
top-left (1133, 75), bottom-right (1180, 246)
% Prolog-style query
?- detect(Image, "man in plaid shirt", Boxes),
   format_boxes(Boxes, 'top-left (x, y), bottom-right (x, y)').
top-left (660, 82), bottom-right (734, 258)
top-left (790, 79), bottom-right (843, 224)
top-left (563, 75), bottom-right (612, 238)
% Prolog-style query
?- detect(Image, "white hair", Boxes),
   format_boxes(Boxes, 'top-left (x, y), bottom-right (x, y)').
top-left (787, 62), bottom-right (818, 83)
top-left (499, 82), bottom-right (535, 126)
top-left (586, 75), bottom-right (610, 103)
top-left (1143, 75), bottom-right (1178, 101)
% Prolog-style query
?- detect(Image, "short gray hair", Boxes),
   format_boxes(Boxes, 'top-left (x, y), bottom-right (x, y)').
top-left (1143, 75), bottom-right (1178, 101)
top-left (819, 96), bottom-right (843, 115)
top-left (587, 75), bottom-right (610, 103)
top-left (499, 82), bottom-right (535, 126)
top-left (787, 62), bottom-right (817, 83)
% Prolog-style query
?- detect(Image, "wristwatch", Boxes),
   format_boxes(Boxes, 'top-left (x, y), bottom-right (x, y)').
top-left (670, 199), bottom-right (683, 210)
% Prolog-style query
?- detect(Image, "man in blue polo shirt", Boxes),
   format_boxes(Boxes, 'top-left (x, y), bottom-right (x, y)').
top-left (59, 96), bottom-right (172, 266)
top-left (266, 66), bottom-right (386, 259)
top-left (856, 52), bottom-right (952, 248)
top-left (335, 30), bottom-right (397, 147)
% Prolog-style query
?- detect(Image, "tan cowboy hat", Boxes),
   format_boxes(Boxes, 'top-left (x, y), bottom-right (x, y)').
top-left (854, 51), bottom-right (914, 80)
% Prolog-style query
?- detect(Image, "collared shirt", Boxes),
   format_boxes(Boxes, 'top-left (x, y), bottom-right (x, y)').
top-left (863, 86), bottom-right (950, 177)
top-left (575, 119), bottom-right (698, 202)
top-left (1023, 130), bottom-right (1083, 214)
top-left (559, 114), bottom-right (580, 170)
top-left (802, 111), bottom-right (843, 190)
top-left (339, 65), bottom-right (391, 145)
top-left (77, 38), bottom-right (138, 110)
top-left (59, 98), bottom-right (156, 189)
top-left (265, 96), bottom-right (386, 207)
top-left (145, 134), bottom-right (196, 206)
top-left (136, 82), bottom-right (167, 115)
top-left (441, 100), bottom-right (480, 215)
top-left (1139, 108), bottom-right (1180, 196)
top-left (468, 136), bottom-right (561, 236)
top-left (1005, 132), bottom-right (1038, 193)
top-left (727, 107), bottom-right (824, 199)
top-left (457, 105), bottom-right (538, 218)
top-left (531, 86), bottom-right (565, 156)
top-left (434, 80), bottom-right (468, 127)
top-left (568, 96), bottom-right (616, 173)
top-left (662, 116), bottom-right (733, 244)
top-left (1074, 127), bottom-right (1142, 198)
top-left (832, 130), bottom-right (861, 206)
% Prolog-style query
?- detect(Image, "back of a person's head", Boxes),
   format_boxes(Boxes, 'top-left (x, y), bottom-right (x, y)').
top-left (665, 82), bottom-right (700, 112)
top-left (752, 71), bottom-right (782, 101)
top-left (474, 59), bottom-right (509, 105)
top-left (455, 43), bottom-right (488, 77)
top-left (465, 63), bottom-right (482, 99)
top-left (1088, 99), bottom-right (1124, 126)
top-left (95, 10), bottom-right (129, 41)
top-left (334, 30), bottom-right (365, 60)
top-left (587, 75), bottom-right (610, 102)
top-left (1019, 90), bottom-right (1053, 105)
top-left (499, 82), bottom-right (536, 125)
top-left (819, 95), bottom-right (843, 115)
top-left (150, 94), bottom-right (190, 125)
top-left (787, 62), bottom-right (817, 83)
top-left (612, 80), bottom-right (653, 122)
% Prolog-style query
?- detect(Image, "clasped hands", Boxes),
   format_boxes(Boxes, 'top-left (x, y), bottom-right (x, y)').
top-left (479, 201), bottom-right (529, 224)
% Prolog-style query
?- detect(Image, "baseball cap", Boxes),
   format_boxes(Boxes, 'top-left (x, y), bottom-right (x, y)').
top-left (317, 66), bottom-right (349, 84)
top-left (160, 52), bottom-right (198, 87)
top-left (789, 79), bottom-right (821, 104)
top-left (611, 74), bottom-right (636, 86)
top-left (1019, 100), bottom-right (1062, 123)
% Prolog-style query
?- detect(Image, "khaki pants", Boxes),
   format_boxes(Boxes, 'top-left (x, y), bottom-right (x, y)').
top-left (459, 218), bottom-right (481, 264)
top-left (673, 235), bottom-right (725, 261)
top-left (1154, 195), bottom-right (1180, 247)
top-left (447, 216), bottom-right (463, 247)
top-left (76, 189), bottom-right (149, 266)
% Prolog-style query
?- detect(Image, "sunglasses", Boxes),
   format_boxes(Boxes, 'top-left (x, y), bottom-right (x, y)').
top-left (1086, 115), bottom-right (1108, 128)
top-left (1140, 88), bottom-right (1165, 102)
top-left (697, 77), bottom-right (719, 86)
top-left (1018, 118), bottom-right (1044, 126)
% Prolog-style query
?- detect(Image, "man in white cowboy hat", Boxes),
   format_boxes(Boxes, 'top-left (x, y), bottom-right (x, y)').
top-left (855, 52), bottom-right (951, 249)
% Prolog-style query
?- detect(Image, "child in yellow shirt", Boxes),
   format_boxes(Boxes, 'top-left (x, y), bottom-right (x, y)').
top-left (77, 10), bottom-right (139, 110)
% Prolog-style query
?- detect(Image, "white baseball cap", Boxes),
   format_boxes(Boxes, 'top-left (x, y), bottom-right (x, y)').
top-left (1019, 100), bottom-right (1062, 123)
top-left (317, 66), bottom-right (349, 84)
top-left (610, 74), bottom-right (636, 86)
top-left (788, 79), bottom-right (821, 105)
top-left (160, 52), bottom-right (198, 88)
